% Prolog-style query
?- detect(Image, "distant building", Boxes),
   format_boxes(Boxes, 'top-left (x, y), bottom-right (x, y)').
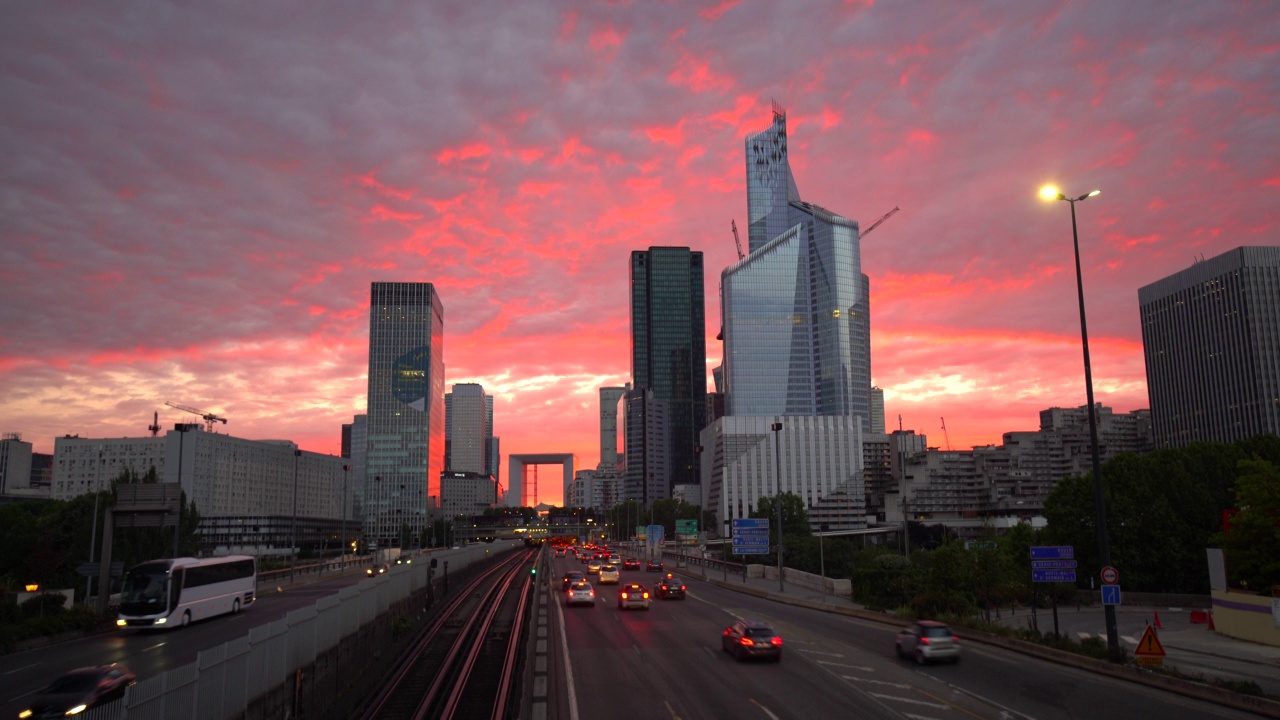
top-left (1, 433), bottom-right (44, 500)
top-left (345, 414), bottom-right (367, 527)
top-left (869, 387), bottom-right (885, 434)
top-left (365, 282), bottom-right (445, 549)
top-left (440, 471), bottom-right (498, 518)
top-left (623, 387), bottom-right (670, 507)
top-left (1139, 246), bottom-right (1280, 447)
top-left (599, 387), bottom-right (626, 471)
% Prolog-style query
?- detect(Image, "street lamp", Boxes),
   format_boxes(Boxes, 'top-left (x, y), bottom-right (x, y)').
top-left (1040, 184), bottom-right (1119, 660)
top-left (86, 447), bottom-right (104, 604)
top-left (723, 519), bottom-right (731, 582)
top-left (290, 449), bottom-right (301, 582)
top-left (341, 464), bottom-right (349, 570)
top-left (771, 421), bottom-right (784, 592)
top-left (819, 522), bottom-right (829, 601)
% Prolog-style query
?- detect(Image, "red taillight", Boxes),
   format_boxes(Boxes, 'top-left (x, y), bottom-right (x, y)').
top-left (722, 628), bottom-right (732, 637)
top-left (770, 636), bottom-right (783, 646)
top-left (740, 637), bottom-right (755, 647)
top-left (621, 592), bottom-right (629, 599)
top-left (952, 636), bottom-right (960, 642)
top-left (680, 585), bottom-right (686, 591)
top-left (919, 637), bottom-right (930, 644)
top-left (642, 592), bottom-right (649, 599)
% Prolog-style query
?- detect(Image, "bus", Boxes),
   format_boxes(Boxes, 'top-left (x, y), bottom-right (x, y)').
top-left (116, 555), bottom-right (256, 629)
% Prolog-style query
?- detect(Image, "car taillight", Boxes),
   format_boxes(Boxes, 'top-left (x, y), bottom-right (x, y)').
top-left (740, 637), bottom-right (755, 647)
top-left (952, 636), bottom-right (960, 642)
top-left (919, 637), bottom-right (930, 644)
top-left (722, 628), bottom-right (732, 636)
top-left (621, 592), bottom-right (628, 599)
top-left (770, 636), bottom-right (783, 646)
top-left (680, 585), bottom-right (686, 591)
top-left (642, 592), bottom-right (649, 599)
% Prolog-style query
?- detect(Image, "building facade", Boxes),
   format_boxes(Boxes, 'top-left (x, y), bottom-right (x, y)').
top-left (722, 105), bottom-right (872, 429)
top-left (1139, 246), bottom-right (1280, 447)
top-left (623, 386), bottom-right (670, 507)
top-left (365, 282), bottom-right (446, 549)
top-left (599, 386), bottom-right (626, 471)
top-left (0, 433), bottom-right (41, 499)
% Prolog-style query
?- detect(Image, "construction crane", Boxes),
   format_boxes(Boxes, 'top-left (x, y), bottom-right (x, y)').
top-left (859, 206), bottom-right (900, 239)
top-left (731, 219), bottom-right (745, 261)
top-left (165, 401), bottom-right (227, 433)
top-left (941, 417), bottom-right (951, 451)
top-left (147, 411), bottom-right (160, 437)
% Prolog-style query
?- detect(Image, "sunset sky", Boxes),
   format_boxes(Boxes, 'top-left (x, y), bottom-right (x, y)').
top-left (3, 2), bottom-right (1277, 507)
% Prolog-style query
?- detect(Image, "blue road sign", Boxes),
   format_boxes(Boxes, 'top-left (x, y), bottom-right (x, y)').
top-left (1031, 560), bottom-right (1078, 570)
top-left (1029, 546), bottom-right (1074, 560)
top-left (733, 528), bottom-right (769, 538)
top-left (1032, 569), bottom-right (1077, 583)
top-left (1101, 585), bottom-right (1122, 606)
top-left (732, 518), bottom-right (769, 530)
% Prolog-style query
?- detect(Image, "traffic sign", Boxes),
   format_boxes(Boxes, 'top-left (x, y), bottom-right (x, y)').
top-left (1134, 625), bottom-right (1166, 659)
top-left (967, 541), bottom-right (996, 550)
top-left (676, 519), bottom-right (698, 535)
top-left (733, 527), bottom-right (769, 538)
top-left (76, 561), bottom-right (124, 578)
top-left (732, 518), bottom-right (769, 530)
top-left (1031, 569), bottom-right (1077, 583)
top-left (1029, 546), bottom-right (1074, 560)
top-left (732, 539), bottom-right (769, 554)
top-left (1031, 560), bottom-right (1078, 570)
top-left (1101, 585), bottom-right (1121, 606)
top-left (1101, 566), bottom-right (1119, 585)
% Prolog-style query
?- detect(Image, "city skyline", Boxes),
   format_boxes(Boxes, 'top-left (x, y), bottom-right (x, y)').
top-left (3, 3), bottom-right (1278, 508)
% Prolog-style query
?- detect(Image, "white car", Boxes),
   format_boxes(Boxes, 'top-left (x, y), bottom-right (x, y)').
top-left (566, 581), bottom-right (595, 607)
top-left (597, 564), bottom-right (620, 584)
top-left (895, 621), bottom-right (961, 664)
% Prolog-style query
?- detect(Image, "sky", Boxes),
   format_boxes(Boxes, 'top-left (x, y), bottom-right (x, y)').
top-left (2, 1), bottom-right (1278, 508)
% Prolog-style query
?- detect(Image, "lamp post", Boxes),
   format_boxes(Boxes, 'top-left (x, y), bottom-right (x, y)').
top-left (290, 449), bottom-right (301, 582)
top-left (86, 447), bottom-right (104, 605)
top-left (1040, 184), bottom-right (1119, 660)
top-left (341, 464), bottom-right (349, 570)
top-left (819, 522), bottom-right (828, 601)
top-left (723, 519), bottom-right (731, 582)
top-left (771, 421), bottom-right (784, 592)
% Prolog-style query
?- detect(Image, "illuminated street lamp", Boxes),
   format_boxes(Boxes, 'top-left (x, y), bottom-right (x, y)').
top-left (771, 421), bottom-right (784, 592)
top-left (1040, 184), bottom-right (1119, 660)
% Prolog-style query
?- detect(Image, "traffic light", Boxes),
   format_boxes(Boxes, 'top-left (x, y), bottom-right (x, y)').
top-left (531, 566), bottom-right (537, 576)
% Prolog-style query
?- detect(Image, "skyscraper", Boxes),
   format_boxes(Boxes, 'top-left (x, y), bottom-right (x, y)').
top-left (445, 383), bottom-right (492, 475)
top-left (1138, 246), bottom-right (1280, 447)
top-left (599, 386), bottom-right (626, 470)
top-left (629, 247), bottom-right (707, 501)
top-left (365, 282), bottom-right (445, 549)
top-left (722, 105), bottom-right (872, 427)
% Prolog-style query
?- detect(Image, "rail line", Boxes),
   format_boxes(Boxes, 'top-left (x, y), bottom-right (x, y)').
top-left (357, 547), bottom-right (536, 720)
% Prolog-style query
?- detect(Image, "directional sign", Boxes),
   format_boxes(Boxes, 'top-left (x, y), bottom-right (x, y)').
top-left (1032, 569), bottom-right (1077, 583)
top-left (732, 518), bottom-right (769, 530)
top-left (1029, 546), bottom-right (1074, 560)
top-left (1101, 585), bottom-right (1122, 606)
top-left (676, 519), bottom-right (698, 535)
top-left (732, 540), bottom-right (770, 555)
top-left (1031, 560), bottom-right (1078, 570)
top-left (76, 561), bottom-right (124, 578)
top-left (967, 541), bottom-right (996, 550)
top-left (1101, 566), bottom-right (1119, 585)
top-left (733, 527), bottom-right (769, 538)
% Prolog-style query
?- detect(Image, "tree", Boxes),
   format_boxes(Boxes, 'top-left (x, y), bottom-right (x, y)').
top-left (750, 493), bottom-right (810, 549)
top-left (1214, 457), bottom-right (1280, 592)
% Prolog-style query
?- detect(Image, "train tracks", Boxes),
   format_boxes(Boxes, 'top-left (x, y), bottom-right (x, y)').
top-left (357, 548), bottom-right (537, 720)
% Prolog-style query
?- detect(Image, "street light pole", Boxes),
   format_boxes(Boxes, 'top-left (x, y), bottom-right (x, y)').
top-left (723, 519), bottom-right (731, 582)
top-left (819, 522), bottom-right (828, 601)
top-left (771, 421), bottom-right (784, 592)
top-left (1041, 184), bottom-right (1118, 659)
top-left (86, 447), bottom-right (103, 604)
top-left (341, 464), bottom-right (349, 570)
top-left (291, 449), bottom-right (301, 582)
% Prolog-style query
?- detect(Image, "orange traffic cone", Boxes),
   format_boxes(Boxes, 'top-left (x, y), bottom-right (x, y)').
top-left (1208, 612), bottom-right (1215, 631)
top-left (1154, 611), bottom-right (1162, 629)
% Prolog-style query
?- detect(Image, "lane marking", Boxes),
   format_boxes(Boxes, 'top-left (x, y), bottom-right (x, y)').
top-left (818, 659), bottom-right (875, 672)
top-left (663, 699), bottom-right (683, 719)
top-left (8, 690), bottom-right (37, 703)
top-left (749, 698), bottom-right (781, 720)
top-left (841, 676), bottom-right (910, 689)
top-left (799, 649), bottom-right (844, 657)
top-left (4, 662), bottom-right (41, 675)
top-left (866, 692), bottom-right (949, 709)
top-left (553, 589), bottom-right (581, 720)
top-left (143, 642), bottom-right (166, 652)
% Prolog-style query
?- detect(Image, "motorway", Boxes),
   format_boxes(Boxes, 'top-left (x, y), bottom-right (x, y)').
top-left (547, 553), bottom-right (1262, 720)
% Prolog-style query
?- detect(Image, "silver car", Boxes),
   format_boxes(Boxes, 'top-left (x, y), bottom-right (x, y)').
top-left (895, 620), bottom-right (960, 664)
top-left (565, 580), bottom-right (596, 607)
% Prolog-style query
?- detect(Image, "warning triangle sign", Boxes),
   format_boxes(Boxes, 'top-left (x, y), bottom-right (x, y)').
top-left (1134, 625), bottom-right (1166, 656)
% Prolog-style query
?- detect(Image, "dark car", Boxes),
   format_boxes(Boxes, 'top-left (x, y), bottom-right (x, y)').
top-left (653, 573), bottom-right (686, 599)
top-left (645, 560), bottom-right (664, 572)
top-left (622, 558), bottom-right (642, 571)
top-left (617, 583), bottom-right (651, 611)
top-left (366, 564), bottom-right (387, 577)
top-left (562, 570), bottom-right (586, 591)
top-left (721, 620), bottom-right (783, 662)
top-left (19, 664), bottom-right (137, 719)
top-left (895, 620), bottom-right (960, 664)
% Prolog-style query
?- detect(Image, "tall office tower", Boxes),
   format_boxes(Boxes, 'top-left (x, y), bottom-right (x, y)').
top-left (869, 387), bottom-right (885, 433)
top-left (348, 414), bottom-right (368, 525)
top-left (445, 384), bottom-right (491, 474)
top-left (722, 104), bottom-right (872, 428)
top-left (630, 247), bottom-right (707, 497)
top-left (365, 282), bottom-right (445, 549)
top-left (623, 386), bottom-right (670, 507)
top-left (1139, 246), bottom-right (1280, 447)
top-left (599, 386), bottom-right (626, 469)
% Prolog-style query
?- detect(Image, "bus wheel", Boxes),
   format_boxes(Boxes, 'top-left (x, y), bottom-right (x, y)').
top-left (181, 610), bottom-right (192, 627)
top-left (232, 599), bottom-right (240, 614)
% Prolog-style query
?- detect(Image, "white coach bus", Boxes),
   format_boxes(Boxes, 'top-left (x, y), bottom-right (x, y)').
top-left (116, 555), bottom-right (256, 629)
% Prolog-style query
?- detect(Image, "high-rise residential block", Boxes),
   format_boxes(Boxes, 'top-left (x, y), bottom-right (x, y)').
top-left (1138, 246), bottom-right (1280, 447)
top-left (365, 282), bottom-right (445, 549)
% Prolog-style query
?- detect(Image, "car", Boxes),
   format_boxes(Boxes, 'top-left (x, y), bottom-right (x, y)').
top-left (645, 560), bottom-right (664, 572)
top-left (622, 558), bottom-right (642, 571)
top-left (395, 556), bottom-right (412, 565)
top-left (653, 573), bottom-right (686, 599)
top-left (598, 564), bottom-right (620, 584)
top-left (895, 621), bottom-right (960, 664)
top-left (554, 548), bottom-right (566, 557)
top-left (722, 620), bottom-right (783, 662)
top-left (562, 570), bottom-right (586, 591)
top-left (565, 580), bottom-right (596, 607)
top-left (366, 564), bottom-right (387, 577)
top-left (617, 583), bottom-right (651, 610)
top-left (586, 559), bottom-right (603, 575)
top-left (18, 664), bottom-right (137, 719)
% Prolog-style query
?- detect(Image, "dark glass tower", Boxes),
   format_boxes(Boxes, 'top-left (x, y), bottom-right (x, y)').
top-left (629, 247), bottom-right (707, 502)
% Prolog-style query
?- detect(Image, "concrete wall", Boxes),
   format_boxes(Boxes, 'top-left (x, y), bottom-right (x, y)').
top-left (1212, 589), bottom-right (1280, 647)
top-left (750, 564), bottom-right (852, 599)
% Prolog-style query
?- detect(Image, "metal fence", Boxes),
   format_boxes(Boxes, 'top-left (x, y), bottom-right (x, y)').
top-left (82, 558), bottom-right (437, 720)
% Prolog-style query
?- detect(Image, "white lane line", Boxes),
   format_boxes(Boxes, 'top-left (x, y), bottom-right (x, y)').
top-left (749, 698), bottom-right (781, 720)
top-left (554, 593), bottom-right (581, 720)
top-left (902, 714), bottom-right (943, 720)
top-left (799, 648), bottom-right (844, 657)
top-left (3, 662), bottom-right (41, 675)
top-left (841, 676), bottom-right (910, 689)
top-left (142, 642), bottom-right (166, 652)
top-left (663, 699), bottom-right (683, 719)
top-left (865, 692), bottom-right (949, 709)
top-left (818, 659), bottom-right (875, 672)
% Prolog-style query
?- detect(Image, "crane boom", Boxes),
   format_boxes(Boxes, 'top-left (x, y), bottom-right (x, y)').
top-left (731, 219), bottom-right (745, 261)
top-left (860, 206), bottom-right (900, 239)
top-left (165, 401), bottom-right (227, 433)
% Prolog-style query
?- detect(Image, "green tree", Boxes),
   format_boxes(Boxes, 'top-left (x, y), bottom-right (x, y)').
top-left (1214, 457), bottom-right (1280, 591)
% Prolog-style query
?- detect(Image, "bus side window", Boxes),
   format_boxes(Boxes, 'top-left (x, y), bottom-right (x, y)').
top-left (169, 570), bottom-right (184, 609)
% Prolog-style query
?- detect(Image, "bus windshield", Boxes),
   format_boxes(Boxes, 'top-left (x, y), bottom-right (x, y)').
top-left (119, 562), bottom-right (171, 615)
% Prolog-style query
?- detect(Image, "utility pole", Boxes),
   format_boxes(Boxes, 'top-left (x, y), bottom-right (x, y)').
top-left (771, 421), bottom-right (784, 592)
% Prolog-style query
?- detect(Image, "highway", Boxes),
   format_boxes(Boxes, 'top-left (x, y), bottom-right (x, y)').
top-left (547, 553), bottom-right (1262, 720)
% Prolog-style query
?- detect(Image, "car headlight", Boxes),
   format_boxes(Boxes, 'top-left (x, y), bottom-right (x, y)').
top-left (67, 703), bottom-right (89, 714)
top-left (18, 709), bottom-right (32, 719)
top-left (155, 617), bottom-right (166, 624)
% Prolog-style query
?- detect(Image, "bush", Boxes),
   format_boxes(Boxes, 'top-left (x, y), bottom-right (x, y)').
top-left (21, 593), bottom-right (68, 619)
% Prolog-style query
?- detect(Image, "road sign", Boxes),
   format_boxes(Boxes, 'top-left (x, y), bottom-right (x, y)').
top-left (76, 561), bottom-right (124, 578)
top-left (676, 519), bottom-right (697, 535)
top-left (1031, 560), bottom-right (1078, 570)
top-left (1101, 585), bottom-right (1121, 606)
top-left (732, 518), bottom-right (769, 530)
top-left (733, 527), bottom-right (769, 538)
top-left (967, 541), bottom-right (996, 550)
top-left (732, 539), bottom-right (770, 554)
top-left (1101, 566), bottom-right (1119, 585)
top-left (1031, 569), bottom-right (1077, 583)
top-left (1134, 625), bottom-right (1166, 659)
top-left (1029, 546), bottom-right (1074, 560)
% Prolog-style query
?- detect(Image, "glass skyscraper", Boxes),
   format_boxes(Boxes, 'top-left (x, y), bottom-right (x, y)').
top-left (365, 282), bottom-right (445, 549)
top-left (629, 247), bottom-right (707, 502)
top-left (723, 105), bottom-right (872, 426)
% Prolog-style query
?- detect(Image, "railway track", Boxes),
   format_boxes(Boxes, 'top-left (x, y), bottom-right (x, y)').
top-left (357, 548), bottom-right (537, 720)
